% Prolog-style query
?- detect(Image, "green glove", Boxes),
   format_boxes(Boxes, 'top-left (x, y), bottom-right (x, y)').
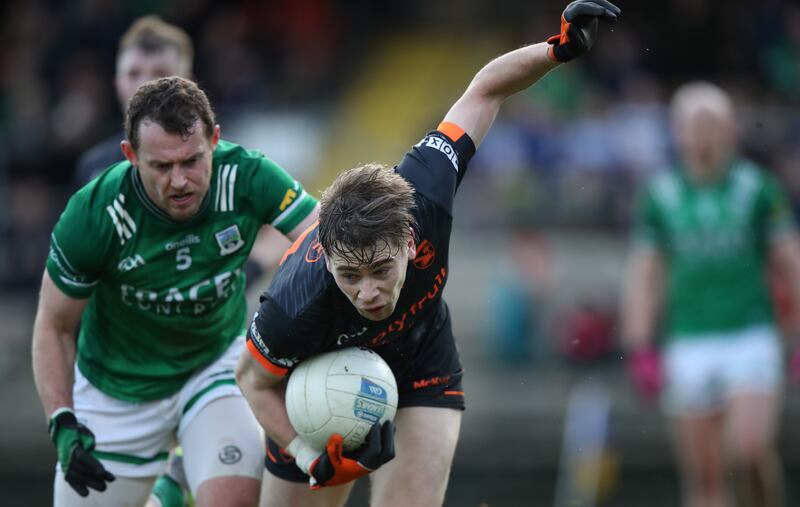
top-left (49, 408), bottom-right (115, 497)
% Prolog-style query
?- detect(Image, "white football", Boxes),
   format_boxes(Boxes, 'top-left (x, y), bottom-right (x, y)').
top-left (285, 347), bottom-right (398, 451)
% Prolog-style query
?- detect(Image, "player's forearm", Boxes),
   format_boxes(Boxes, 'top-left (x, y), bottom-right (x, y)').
top-left (445, 42), bottom-right (557, 145)
top-left (468, 42), bottom-right (558, 102)
top-left (235, 355), bottom-right (298, 448)
top-left (773, 234), bottom-right (800, 333)
top-left (32, 324), bottom-right (76, 419)
top-left (621, 252), bottom-right (663, 350)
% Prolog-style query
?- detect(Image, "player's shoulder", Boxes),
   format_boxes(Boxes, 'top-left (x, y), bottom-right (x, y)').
top-left (213, 139), bottom-right (273, 170)
top-left (728, 158), bottom-right (771, 186)
top-left (67, 161), bottom-right (134, 217)
top-left (268, 228), bottom-right (333, 317)
top-left (644, 167), bottom-right (683, 207)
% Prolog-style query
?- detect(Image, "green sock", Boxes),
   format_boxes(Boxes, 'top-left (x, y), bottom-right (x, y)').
top-left (151, 474), bottom-right (185, 507)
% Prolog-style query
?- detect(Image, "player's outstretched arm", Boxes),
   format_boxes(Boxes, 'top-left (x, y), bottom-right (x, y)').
top-left (444, 0), bottom-right (619, 146)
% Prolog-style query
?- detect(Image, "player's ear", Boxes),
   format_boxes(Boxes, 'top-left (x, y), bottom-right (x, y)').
top-left (406, 231), bottom-right (416, 261)
top-left (324, 254), bottom-right (333, 273)
top-left (120, 140), bottom-right (138, 167)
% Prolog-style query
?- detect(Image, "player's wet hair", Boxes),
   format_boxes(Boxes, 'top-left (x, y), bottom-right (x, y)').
top-left (118, 15), bottom-right (193, 73)
top-left (319, 164), bottom-right (418, 265)
top-left (126, 76), bottom-right (215, 151)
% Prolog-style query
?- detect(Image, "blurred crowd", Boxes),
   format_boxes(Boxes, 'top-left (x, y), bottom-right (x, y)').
top-left (2, 0), bottom-right (800, 293)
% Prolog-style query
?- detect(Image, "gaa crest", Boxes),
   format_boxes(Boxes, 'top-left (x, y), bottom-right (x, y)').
top-left (215, 224), bottom-right (245, 256)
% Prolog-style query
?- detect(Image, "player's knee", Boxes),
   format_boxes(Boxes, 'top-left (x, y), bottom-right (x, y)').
top-left (180, 396), bottom-right (264, 496)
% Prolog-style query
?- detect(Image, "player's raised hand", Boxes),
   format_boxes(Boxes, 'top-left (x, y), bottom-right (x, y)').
top-left (49, 409), bottom-right (116, 497)
top-left (308, 421), bottom-right (396, 489)
top-left (547, 0), bottom-right (621, 63)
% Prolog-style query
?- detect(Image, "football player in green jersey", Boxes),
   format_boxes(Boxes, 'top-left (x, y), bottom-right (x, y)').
top-left (622, 82), bottom-right (800, 507)
top-left (33, 76), bottom-right (319, 507)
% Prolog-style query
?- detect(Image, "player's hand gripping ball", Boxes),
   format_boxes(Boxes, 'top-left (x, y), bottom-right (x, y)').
top-left (286, 347), bottom-right (398, 451)
top-left (547, 0), bottom-right (621, 63)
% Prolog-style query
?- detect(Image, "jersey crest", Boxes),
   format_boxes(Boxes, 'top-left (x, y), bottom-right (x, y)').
top-left (215, 224), bottom-right (245, 256)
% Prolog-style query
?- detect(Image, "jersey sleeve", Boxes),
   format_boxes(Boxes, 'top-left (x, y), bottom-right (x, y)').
top-left (46, 191), bottom-right (114, 298)
top-left (758, 172), bottom-right (796, 240)
top-left (245, 300), bottom-right (302, 377)
top-left (395, 121), bottom-right (476, 216)
top-left (246, 155), bottom-right (318, 234)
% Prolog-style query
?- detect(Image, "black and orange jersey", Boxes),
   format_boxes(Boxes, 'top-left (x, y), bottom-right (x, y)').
top-left (246, 122), bottom-right (475, 378)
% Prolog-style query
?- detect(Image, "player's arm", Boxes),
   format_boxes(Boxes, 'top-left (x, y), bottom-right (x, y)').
top-left (235, 351), bottom-right (297, 448)
top-left (443, 0), bottom-right (619, 146)
top-left (286, 204), bottom-right (320, 242)
top-left (620, 245), bottom-right (666, 401)
top-left (32, 270), bottom-right (115, 496)
top-left (32, 270), bottom-right (88, 418)
top-left (621, 246), bottom-right (665, 351)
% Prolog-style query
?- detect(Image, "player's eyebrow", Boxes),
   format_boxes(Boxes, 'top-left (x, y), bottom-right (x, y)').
top-left (335, 256), bottom-right (395, 273)
top-left (147, 150), bottom-right (203, 166)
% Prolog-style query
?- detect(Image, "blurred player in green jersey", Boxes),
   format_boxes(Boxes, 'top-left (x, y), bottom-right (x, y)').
top-left (622, 82), bottom-right (800, 507)
top-left (33, 76), bottom-right (319, 506)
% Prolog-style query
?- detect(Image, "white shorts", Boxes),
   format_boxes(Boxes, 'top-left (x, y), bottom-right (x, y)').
top-left (70, 337), bottom-right (263, 481)
top-left (662, 325), bottom-right (783, 416)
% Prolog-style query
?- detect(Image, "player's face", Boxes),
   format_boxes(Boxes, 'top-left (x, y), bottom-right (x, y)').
top-left (121, 120), bottom-right (220, 222)
top-left (115, 47), bottom-right (190, 109)
top-left (326, 237), bottom-right (417, 321)
top-left (674, 106), bottom-right (736, 181)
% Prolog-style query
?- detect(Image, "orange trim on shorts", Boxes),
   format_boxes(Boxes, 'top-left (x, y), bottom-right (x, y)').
top-left (444, 390), bottom-right (464, 396)
top-left (266, 447), bottom-right (279, 463)
top-left (437, 122), bottom-right (465, 142)
top-left (246, 339), bottom-right (289, 377)
top-left (279, 220), bottom-right (319, 265)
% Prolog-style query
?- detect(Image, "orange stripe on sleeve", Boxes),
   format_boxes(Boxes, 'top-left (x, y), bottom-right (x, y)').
top-left (437, 121), bottom-right (465, 142)
top-left (444, 390), bottom-right (464, 396)
top-left (246, 339), bottom-right (289, 377)
top-left (279, 220), bottom-right (319, 265)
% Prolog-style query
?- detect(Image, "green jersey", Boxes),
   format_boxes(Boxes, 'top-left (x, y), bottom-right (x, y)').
top-left (47, 140), bottom-right (317, 401)
top-left (636, 159), bottom-right (795, 338)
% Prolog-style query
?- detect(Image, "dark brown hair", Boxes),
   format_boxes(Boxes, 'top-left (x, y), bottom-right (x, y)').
top-left (118, 15), bottom-right (193, 69)
top-left (125, 76), bottom-right (215, 151)
top-left (319, 164), bottom-right (417, 264)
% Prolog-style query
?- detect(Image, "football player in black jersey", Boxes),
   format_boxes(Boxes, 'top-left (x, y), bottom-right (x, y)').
top-left (236, 2), bottom-right (620, 506)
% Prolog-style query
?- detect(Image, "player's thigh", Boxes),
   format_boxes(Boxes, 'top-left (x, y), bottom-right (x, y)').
top-left (670, 410), bottom-right (726, 482)
top-left (725, 391), bottom-right (782, 462)
top-left (54, 466), bottom-right (154, 507)
top-left (179, 395), bottom-right (263, 504)
top-left (662, 338), bottom-right (725, 415)
top-left (259, 471), bottom-right (353, 507)
top-left (72, 366), bottom-right (175, 479)
top-left (370, 406), bottom-right (462, 507)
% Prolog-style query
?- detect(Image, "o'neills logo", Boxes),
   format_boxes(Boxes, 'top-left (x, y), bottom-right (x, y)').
top-left (413, 240), bottom-right (435, 269)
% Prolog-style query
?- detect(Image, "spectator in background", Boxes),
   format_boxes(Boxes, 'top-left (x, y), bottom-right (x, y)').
top-left (73, 15), bottom-right (194, 188)
top-left (621, 81), bottom-right (800, 507)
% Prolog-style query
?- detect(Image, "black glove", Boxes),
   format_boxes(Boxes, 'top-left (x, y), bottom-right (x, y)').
top-left (308, 421), bottom-right (396, 489)
top-left (547, 0), bottom-right (621, 63)
top-left (49, 409), bottom-right (116, 497)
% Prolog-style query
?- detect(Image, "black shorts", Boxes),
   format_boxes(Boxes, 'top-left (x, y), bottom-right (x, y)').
top-left (265, 301), bottom-right (465, 482)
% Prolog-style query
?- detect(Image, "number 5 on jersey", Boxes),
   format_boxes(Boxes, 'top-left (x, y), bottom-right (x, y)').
top-left (176, 247), bottom-right (192, 270)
